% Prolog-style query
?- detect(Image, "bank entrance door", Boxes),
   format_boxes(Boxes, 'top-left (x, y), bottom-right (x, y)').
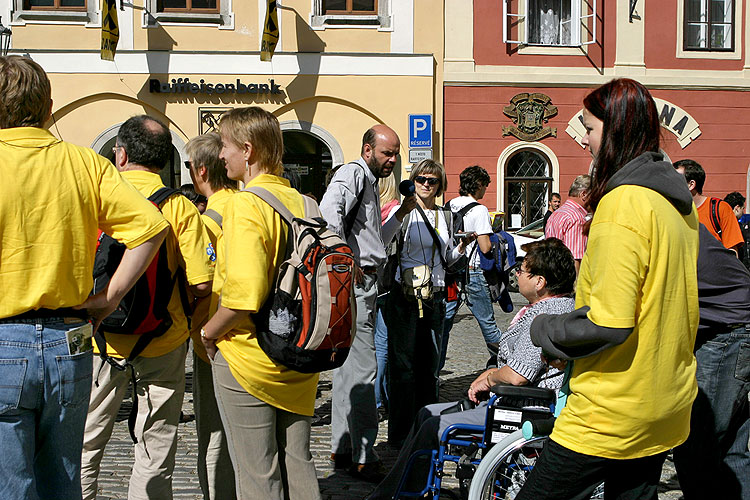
top-left (99, 135), bottom-right (182, 188)
top-left (282, 131), bottom-right (333, 201)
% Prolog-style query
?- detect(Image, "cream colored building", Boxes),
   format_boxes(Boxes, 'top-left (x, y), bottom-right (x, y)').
top-left (2, 0), bottom-right (444, 199)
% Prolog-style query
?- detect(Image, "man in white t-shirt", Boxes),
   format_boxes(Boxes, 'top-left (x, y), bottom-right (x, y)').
top-left (440, 165), bottom-right (501, 371)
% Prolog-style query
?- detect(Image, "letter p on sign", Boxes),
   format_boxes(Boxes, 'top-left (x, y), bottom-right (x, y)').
top-left (408, 114), bottom-right (432, 148)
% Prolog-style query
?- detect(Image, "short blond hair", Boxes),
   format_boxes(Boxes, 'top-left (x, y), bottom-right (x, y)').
top-left (186, 132), bottom-right (237, 191)
top-left (0, 56), bottom-right (52, 129)
top-left (410, 159), bottom-right (447, 197)
top-left (219, 107), bottom-right (283, 176)
top-left (379, 173), bottom-right (397, 205)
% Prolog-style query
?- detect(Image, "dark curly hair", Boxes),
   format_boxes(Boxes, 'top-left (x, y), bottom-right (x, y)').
top-left (117, 115), bottom-right (173, 171)
top-left (725, 191), bottom-right (746, 210)
top-left (521, 238), bottom-right (576, 296)
top-left (458, 165), bottom-right (491, 197)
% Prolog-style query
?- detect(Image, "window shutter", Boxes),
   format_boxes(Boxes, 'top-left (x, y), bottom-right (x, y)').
top-left (580, 0), bottom-right (597, 45)
top-left (503, 0), bottom-right (527, 44)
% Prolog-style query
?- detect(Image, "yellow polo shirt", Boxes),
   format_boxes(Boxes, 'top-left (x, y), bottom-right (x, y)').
top-left (190, 188), bottom-right (235, 364)
top-left (552, 184), bottom-right (699, 459)
top-left (0, 127), bottom-right (169, 318)
top-left (99, 170), bottom-right (214, 358)
top-left (215, 174), bottom-right (319, 416)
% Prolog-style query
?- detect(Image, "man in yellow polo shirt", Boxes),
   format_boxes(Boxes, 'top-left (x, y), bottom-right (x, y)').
top-left (80, 116), bottom-right (214, 500)
top-left (0, 56), bottom-right (169, 500)
top-left (185, 131), bottom-right (237, 500)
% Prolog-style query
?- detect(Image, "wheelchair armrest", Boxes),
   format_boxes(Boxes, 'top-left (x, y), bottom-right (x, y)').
top-left (489, 383), bottom-right (555, 403)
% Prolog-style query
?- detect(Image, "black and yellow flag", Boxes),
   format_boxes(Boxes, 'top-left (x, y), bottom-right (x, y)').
top-left (260, 0), bottom-right (279, 62)
top-left (101, 0), bottom-right (119, 61)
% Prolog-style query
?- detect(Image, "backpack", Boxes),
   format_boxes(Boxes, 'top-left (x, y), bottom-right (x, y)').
top-left (478, 233), bottom-right (514, 313)
top-left (91, 186), bottom-right (190, 443)
top-left (445, 200), bottom-right (482, 293)
top-left (245, 186), bottom-right (357, 373)
top-left (708, 197), bottom-right (723, 238)
top-left (739, 219), bottom-right (750, 270)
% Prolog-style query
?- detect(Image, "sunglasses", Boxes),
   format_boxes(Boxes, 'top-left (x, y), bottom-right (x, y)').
top-left (414, 176), bottom-right (440, 186)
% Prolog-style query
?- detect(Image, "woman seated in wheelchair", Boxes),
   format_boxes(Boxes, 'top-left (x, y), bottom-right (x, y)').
top-left (367, 237), bottom-right (577, 499)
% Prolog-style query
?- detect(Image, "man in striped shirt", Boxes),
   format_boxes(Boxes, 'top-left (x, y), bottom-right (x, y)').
top-left (545, 174), bottom-right (591, 273)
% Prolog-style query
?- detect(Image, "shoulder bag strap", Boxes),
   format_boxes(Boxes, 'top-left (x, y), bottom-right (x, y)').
top-left (414, 204), bottom-right (448, 269)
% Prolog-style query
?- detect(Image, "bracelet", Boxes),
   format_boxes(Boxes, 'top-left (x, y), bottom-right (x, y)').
top-left (486, 369), bottom-right (494, 387)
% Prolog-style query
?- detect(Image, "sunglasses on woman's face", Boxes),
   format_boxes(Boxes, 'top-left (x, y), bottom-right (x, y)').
top-left (414, 176), bottom-right (440, 186)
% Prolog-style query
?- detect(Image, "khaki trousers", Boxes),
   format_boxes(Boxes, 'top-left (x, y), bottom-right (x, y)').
top-left (80, 343), bottom-right (187, 500)
top-left (212, 350), bottom-right (321, 500)
top-left (193, 350), bottom-right (236, 500)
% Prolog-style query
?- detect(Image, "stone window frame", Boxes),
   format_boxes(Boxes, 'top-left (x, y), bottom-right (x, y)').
top-left (310, 0), bottom-right (391, 30)
top-left (13, 0), bottom-right (98, 24)
top-left (144, 0), bottom-right (232, 27)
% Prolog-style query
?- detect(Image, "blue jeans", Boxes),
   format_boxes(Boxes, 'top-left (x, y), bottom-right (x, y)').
top-left (674, 325), bottom-right (750, 500)
top-left (0, 319), bottom-right (93, 500)
top-left (440, 270), bottom-right (502, 371)
top-left (374, 297), bottom-right (389, 410)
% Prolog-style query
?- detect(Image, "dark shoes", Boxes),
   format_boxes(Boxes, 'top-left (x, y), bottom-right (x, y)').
top-left (348, 461), bottom-right (386, 483)
top-left (330, 453), bottom-right (353, 470)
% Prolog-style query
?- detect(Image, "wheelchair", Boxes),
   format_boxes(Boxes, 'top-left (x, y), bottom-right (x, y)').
top-left (391, 384), bottom-right (558, 500)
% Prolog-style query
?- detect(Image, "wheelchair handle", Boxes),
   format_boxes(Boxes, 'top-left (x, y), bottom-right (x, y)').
top-left (521, 416), bottom-right (556, 439)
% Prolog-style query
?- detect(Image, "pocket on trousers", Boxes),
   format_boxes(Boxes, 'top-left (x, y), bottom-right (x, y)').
top-left (736, 342), bottom-right (750, 382)
top-left (56, 350), bottom-right (93, 408)
top-left (0, 359), bottom-right (28, 415)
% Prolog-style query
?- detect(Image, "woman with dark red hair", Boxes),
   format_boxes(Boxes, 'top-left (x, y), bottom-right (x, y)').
top-left (518, 79), bottom-right (701, 499)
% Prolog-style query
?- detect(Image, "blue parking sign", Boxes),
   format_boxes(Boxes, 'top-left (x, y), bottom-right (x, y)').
top-left (409, 114), bottom-right (432, 148)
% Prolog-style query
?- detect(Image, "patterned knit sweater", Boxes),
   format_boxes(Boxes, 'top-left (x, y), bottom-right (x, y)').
top-left (496, 296), bottom-right (575, 390)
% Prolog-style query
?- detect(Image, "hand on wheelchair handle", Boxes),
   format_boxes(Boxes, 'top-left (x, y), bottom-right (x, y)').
top-left (541, 352), bottom-right (567, 371)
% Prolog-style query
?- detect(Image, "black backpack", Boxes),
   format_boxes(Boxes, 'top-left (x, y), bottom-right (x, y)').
top-left (739, 219), bottom-right (750, 270)
top-left (91, 187), bottom-right (190, 442)
top-left (445, 201), bottom-right (481, 289)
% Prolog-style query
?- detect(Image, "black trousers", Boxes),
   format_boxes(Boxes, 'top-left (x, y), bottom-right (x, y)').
top-left (516, 439), bottom-right (667, 500)
top-left (384, 284), bottom-right (445, 446)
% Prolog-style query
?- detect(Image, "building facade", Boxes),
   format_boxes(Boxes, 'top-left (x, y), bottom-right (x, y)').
top-left (444, 0), bottom-right (750, 228)
top-left (2, 0), bottom-right (443, 200)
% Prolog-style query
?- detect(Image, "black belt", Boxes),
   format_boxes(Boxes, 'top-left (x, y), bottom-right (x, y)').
top-left (0, 307), bottom-right (89, 324)
top-left (361, 266), bottom-right (378, 275)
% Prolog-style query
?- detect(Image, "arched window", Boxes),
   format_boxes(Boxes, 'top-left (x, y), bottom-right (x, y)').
top-left (504, 149), bottom-right (553, 228)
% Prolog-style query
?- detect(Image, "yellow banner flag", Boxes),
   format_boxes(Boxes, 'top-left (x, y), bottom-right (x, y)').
top-left (101, 0), bottom-right (119, 61)
top-left (260, 0), bottom-right (279, 62)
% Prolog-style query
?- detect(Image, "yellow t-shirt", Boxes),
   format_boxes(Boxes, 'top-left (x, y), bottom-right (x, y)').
top-left (100, 170), bottom-right (214, 358)
top-left (551, 184), bottom-right (700, 459)
top-left (189, 188), bottom-right (235, 364)
top-left (215, 174), bottom-right (319, 416)
top-left (0, 127), bottom-right (169, 318)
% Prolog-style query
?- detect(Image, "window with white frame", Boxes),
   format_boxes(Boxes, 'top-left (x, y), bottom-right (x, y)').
top-left (311, 0), bottom-right (391, 28)
top-left (684, 0), bottom-right (734, 51)
top-left (503, 0), bottom-right (596, 47)
top-left (13, 0), bottom-right (97, 23)
top-left (145, 0), bottom-right (231, 25)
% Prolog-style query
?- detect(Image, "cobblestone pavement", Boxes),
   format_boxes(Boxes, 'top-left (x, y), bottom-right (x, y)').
top-left (95, 294), bottom-right (684, 499)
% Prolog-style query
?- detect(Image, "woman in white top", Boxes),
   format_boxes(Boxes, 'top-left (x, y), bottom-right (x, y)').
top-left (382, 159), bottom-right (470, 447)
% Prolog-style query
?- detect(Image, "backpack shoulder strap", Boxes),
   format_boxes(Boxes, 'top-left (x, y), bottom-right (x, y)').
top-left (344, 162), bottom-right (366, 237)
top-left (243, 186), bottom-right (295, 224)
top-left (440, 206), bottom-right (454, 237)
top-left (148, 187), bottom-right (181, 207)
top-left (709, 197), bottom-right (723, 237)
top-left (457, 201), bottom-right (481, 217)
top-left (203, 208), bottom-right (223, 228)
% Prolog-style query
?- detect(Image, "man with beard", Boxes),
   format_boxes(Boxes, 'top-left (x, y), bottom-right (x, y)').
top-left (320, 125), bottom-right (415, 482)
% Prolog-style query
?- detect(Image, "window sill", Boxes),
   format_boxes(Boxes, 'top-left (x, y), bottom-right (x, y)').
top-left (12, 9), bottom-right (97, 25)
top-left (518, 44), bottom-right (587, 56)
top-left (310, 14), bottom-right (391, 30)
top-left (146, 11), bottom-right (230, 27)
top-left (676, 48), bottom-right (741, 60)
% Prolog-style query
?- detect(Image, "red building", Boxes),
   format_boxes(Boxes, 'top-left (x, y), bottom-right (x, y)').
top-left (444, 0), bottom-right (749, 228)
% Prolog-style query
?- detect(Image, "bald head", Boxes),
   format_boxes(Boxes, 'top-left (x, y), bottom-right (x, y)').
top-left (362, 124), bottom-right (400, 178)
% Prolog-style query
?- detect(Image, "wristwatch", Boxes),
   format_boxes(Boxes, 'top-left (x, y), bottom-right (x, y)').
top-left (200, 328), bottom-right (208, 340)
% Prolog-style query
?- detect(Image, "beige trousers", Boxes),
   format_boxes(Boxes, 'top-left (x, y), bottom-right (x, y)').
top-left (193, 350), bottom-right (236, 500)
top-left (80, 343), bottom-right (187, 500)
top-left (212, 350), bottom-right (321, 500)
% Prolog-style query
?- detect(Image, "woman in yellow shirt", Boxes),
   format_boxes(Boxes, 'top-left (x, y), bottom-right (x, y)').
top-left (200, 107), bottom-right (321, 500)
top-left (518, 79), bottom-right (700, 499)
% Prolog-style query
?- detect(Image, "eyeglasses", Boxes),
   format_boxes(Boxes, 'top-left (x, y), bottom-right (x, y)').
top-left (414, 176), bottom-right (440, 186)
top-left (515, 267), bottom-right (534, 277)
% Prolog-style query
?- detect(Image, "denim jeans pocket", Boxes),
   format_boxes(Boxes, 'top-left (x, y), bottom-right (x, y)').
top-left (56, 350), bottom-right (93, 408)
top-left (736, 342), bottom-right (750, 383)
top-left (0, 359), bottom-right (28, 415)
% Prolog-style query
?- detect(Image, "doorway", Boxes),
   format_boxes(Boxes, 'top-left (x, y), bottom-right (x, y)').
top-left (282, 131), bottom-right (334, 201)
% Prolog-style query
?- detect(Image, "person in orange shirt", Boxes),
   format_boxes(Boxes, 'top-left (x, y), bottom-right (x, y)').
top-left (674, 159), bottom-right (743, 256)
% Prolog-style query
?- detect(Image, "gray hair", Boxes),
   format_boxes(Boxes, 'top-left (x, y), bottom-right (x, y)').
top-left (569, 174), bottom-right (591, 197)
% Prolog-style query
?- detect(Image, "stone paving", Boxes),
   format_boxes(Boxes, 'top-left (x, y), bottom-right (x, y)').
top-left (94, 294), bottom-right (685, 499)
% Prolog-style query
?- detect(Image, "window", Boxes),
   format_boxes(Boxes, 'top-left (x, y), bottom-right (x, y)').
top-left (504, 150), bottom-right (552, 228)
top-left (145, 0), bottom-right (231, 26)
top-left (24, 0), bottom-right (85, 9)
top-left (157, 0), bottom-right (219, 13)
top-left (684, 0), bottom-right (734, 51)
top-left (503, 0), bottom-right (596, 47)
top-left (323, 0), bottom-right (377, 15)
top-left (14, 0), bottom-right (96, 23)
top-left (311, 0), bottom-right (391, 29)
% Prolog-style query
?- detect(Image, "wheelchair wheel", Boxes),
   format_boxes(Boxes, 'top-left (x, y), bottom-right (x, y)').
top-left (467, 430), bottom-right (546, 500)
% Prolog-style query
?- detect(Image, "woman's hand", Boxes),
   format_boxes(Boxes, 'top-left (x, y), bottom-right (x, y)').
top-left (468, 368), bottom-right (495, 404)
top-left (201, 336), bottom-right (218, 361)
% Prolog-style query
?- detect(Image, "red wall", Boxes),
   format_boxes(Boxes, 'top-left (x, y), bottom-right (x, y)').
top-left (444, 86), bottom-right (750, 208)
